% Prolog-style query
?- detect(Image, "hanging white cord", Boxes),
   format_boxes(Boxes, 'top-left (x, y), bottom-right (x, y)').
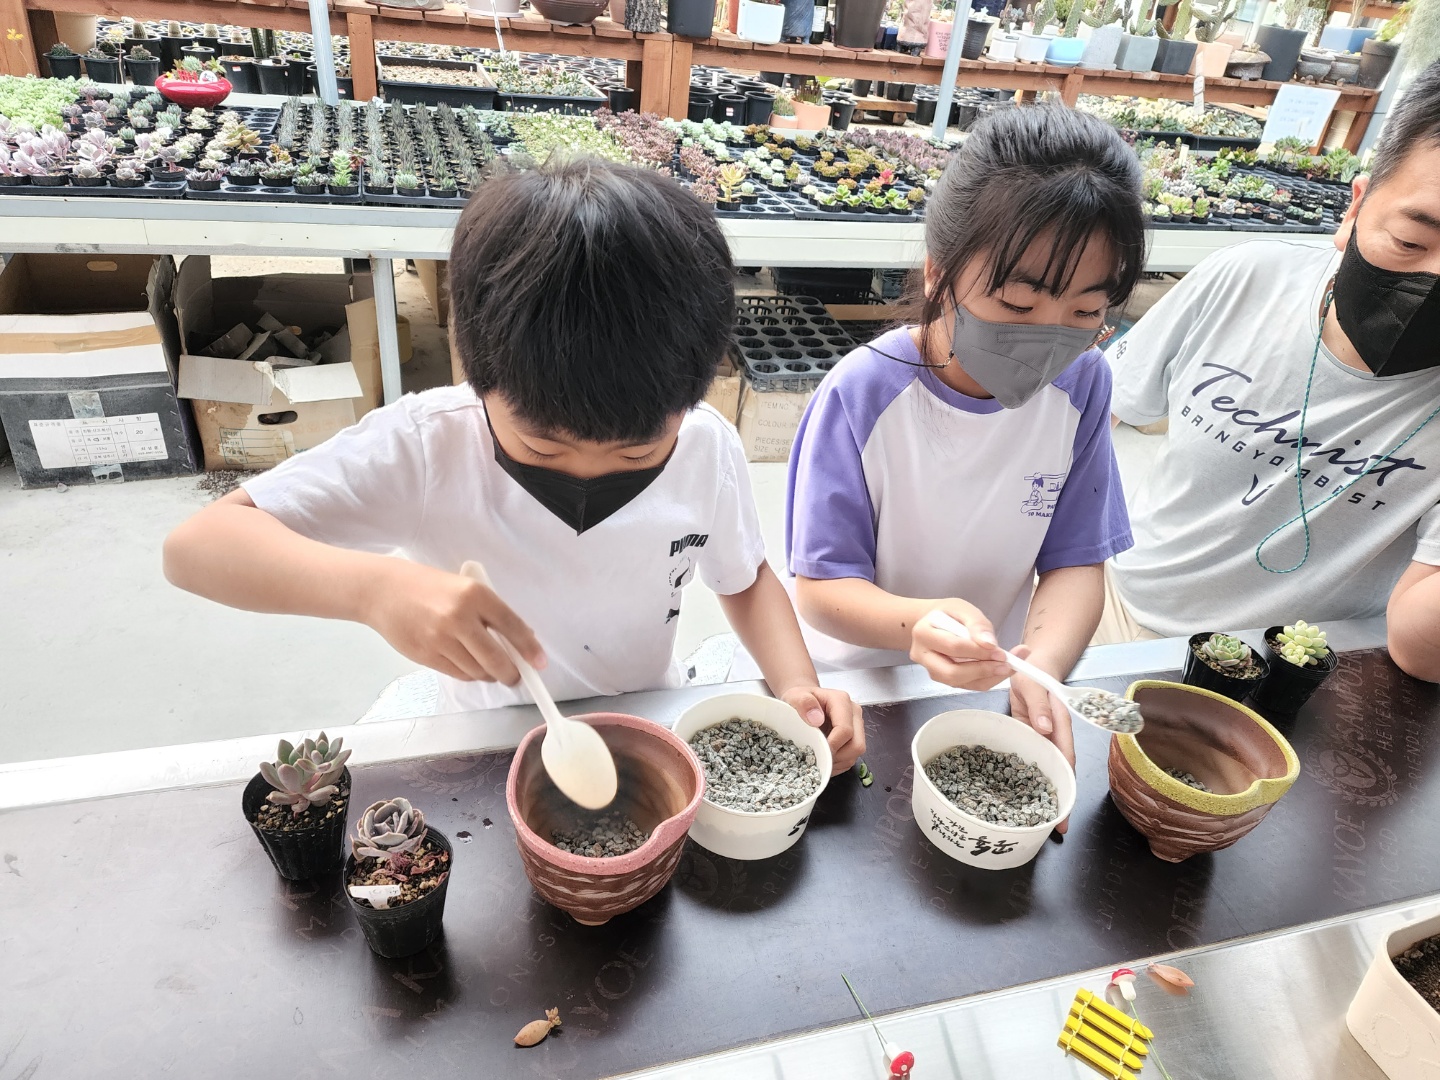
top-left (491, 6), bottom-right (508, 55)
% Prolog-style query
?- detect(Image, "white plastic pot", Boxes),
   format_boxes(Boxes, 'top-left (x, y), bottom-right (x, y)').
top-left (738, 0), bottom-right (785, 43)
top-left (1015, 31), bottom-right (1053, 63)
top-left (988, 32), bottom-right (1019, 60)
top-left (910, 709), bottom-right (1075, 870)
top-left (673, 692), bottom-right (833, 861)
top-left (1347, 911), bottom-right (1440, 1079)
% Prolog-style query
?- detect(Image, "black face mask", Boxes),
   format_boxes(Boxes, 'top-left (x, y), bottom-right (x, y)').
top-left (1333, 232), bottom-right (1440, 377)
top-left (487, 417), bottom-right (671, 535)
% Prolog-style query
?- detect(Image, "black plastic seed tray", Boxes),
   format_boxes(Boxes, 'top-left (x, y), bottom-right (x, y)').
top-left (362, 187), bottom-right (468, 208)
top-left (792, 203), bottom-right (919, 223)
top-left (186, 182), bottom-right (364, 206)
top-left (713, 191), bottom-right (796, 219)
top-left (0, 179), bottom-right (187, 198)
top-left (379, 77), bottom-right (497, 111)
top-left (733, 295), bottom-right (855, 390)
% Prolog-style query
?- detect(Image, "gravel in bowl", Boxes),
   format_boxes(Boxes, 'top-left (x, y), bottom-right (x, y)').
top-left (550, 811), bottom-right (649, 858)
top-left (1165, 767), bottom-right (1211, 792)
top-left (923, 744), bottom-right (1058, 827)
top-left (688, 718), bottom-right (822, 813)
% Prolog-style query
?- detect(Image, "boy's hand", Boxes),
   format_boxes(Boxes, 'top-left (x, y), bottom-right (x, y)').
top-left (781, 686), bottom-right (866, 774)
top-left (910, 601), bottom-right (1010, 690)
top-left (364, 561), bottom-right (546, 684)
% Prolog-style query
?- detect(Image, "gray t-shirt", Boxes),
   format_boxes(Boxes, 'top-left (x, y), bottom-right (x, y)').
top-left (1108, 239), bottom-right (1440, 637)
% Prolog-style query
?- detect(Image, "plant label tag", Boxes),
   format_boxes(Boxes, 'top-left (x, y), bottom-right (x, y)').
top-left (1178, 142), bottom-right (1190, 165)
top-left (1192, 73), bottom-right (1204, 114)
top-left (349, 884), bottom-right (402, 909)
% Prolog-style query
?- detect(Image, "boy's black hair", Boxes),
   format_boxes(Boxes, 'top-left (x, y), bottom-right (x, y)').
top-left (905, 105), bottom-right (1145, 358)
top-left (449, 159), bottom-right (736, 443)
top-left (1370, 60), bottom-right (1440, 188)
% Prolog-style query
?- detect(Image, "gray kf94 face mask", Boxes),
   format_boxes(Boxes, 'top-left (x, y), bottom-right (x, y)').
top-left (949, 302), bottom-right (1100, 409)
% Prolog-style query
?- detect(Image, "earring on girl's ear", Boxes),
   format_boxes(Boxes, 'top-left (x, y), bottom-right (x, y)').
top-left (1091, 324), bottom-right (1117, 349)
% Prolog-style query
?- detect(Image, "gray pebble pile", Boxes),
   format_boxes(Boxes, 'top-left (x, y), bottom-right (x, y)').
top-left (688, 718), bottom-right (821, 812)
top-left (550, 812), bottom-right (649, 858)
top-left (1164, 767), bottom-right (1212, 792)
top-left (1075, 690), bottom-right (1144, 734)
top-left (924, 744), bottom-right (1058, 827)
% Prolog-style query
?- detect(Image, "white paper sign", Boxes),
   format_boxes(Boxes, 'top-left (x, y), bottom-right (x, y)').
top-left (1261, 84), bottom-right (1342, 147)
top-left (1193, 73), bottom-right (1205, 114)
top-left (28, 414), bottom-right (167, 470)
top-left (349, 884), bottom-right (402, 909)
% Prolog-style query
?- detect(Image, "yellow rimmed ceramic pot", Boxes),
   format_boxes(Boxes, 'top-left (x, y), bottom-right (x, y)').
top-left (1107, 680), bottom-right (1299, 863)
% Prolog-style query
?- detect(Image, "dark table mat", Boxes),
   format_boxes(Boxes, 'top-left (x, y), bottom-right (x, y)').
top-left (2, 650), bottom-right (1437, 1078)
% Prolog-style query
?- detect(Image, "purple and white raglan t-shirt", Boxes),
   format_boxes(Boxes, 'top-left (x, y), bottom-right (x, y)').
top-left (785, 327), bottom-right (1133, 672)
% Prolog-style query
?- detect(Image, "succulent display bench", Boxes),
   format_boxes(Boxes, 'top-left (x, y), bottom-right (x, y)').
top-left (1, 620), bottom-right (1438, 1078)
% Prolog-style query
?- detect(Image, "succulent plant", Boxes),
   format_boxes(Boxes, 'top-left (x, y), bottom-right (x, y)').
top-left (1200, 633), bottom-right (1252, 671)
top-left (259, 733), bottom-right (351, 816)
top-left (352, 797), bottom-right (428, 861)
top-left (1276, 621), bottom-right (1328, 667)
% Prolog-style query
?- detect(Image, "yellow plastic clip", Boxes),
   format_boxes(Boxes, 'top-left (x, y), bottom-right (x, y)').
top-left (1069, 1003), bottom-right (1150, 1058)
top-left (1077, 988), bottom-right (1155, 1042)
top-left (1064, 1014), bottom-right (1145, 1072)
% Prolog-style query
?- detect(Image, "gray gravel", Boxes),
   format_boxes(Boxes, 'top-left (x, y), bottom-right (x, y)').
top-left (688, 718), bottom-right (821, 812)
top-left (1075, 690), bottom-right (1145, 734)
top-left (550, 812), bottom-right (649, 858)
top-left (1165, 768), bottom-right (1211, 792)
top-left (924, 744), bottom-right (1059, 827)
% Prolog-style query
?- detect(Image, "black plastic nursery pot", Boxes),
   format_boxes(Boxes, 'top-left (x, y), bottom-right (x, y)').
top-left (688, 96), bottom-right (714, 121)
top-left (961, 16), bottom-right (990, 59)
top-left (609, 84), bottom-right (638, 112)
top-left (715, 93), bottom-right (746, 123)
top-left (744, 90), bottom-right (775, 124)
top-left (222, 57), bottom-right (258, 93)
top-left (1255, 24), bottom-right (1306, 82)
top-left (182, 44), bottom-right (216, 63)
top-left (852, 78), bottom-right (872, 96)
top-left (46, 53), bottom-right (83, 79)
top-left (84, 55), bottom-right (122, 82)
top-left (243, 769), bottom-right (351, 881)
top-left (834, 0), bottom-right (886, 48)
top-left (345, 830), bottom-right (453, 958)
top-left (1181, 632), bottom-right (1270, 702)
top-left (1152, 37), bottom-right (1196, 75)
top-left (287, 56), bottom-right (313, 95)
top-left (256, 60), bottom-right (290, 95)
top-left (669, 0), bottom-right (717, 37)
top-left (159, 34), bottom-right (187, 70)
top-left (912, 95), bottom-right (936, 126)
top-left (828, 95), bottom-right (856, 129)
top-left (1248, 626), bottom-right (1338, 715)
top-left (124, 56), bottom-right (161, 85)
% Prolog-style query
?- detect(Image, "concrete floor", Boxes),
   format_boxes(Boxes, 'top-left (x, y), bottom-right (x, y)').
top-left (0, 259), bottom-right (1165, 764)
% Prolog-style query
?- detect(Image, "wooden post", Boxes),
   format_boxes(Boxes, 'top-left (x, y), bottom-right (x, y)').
top-left (668, 36), bottom-right (692, 118)
top-left (347, 11), bottom-right (378, 100)
top-left (626, 57), bottom-right (642, 91)
top-left (1342, 108), bottom-right (1373, 152)
top-left (638, 34), bottom-right (670, 113)
top-left (0, 0), bottom-right (38, 76)
top-left (1061, 68), bottom-right (1084, 105)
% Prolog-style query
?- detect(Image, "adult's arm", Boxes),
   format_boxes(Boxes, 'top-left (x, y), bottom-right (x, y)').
top-left (1388, 561), bottom-right (1440, 682)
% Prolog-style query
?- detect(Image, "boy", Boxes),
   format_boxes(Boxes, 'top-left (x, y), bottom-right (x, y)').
top-left (164, 160), bottom-right (863, 771)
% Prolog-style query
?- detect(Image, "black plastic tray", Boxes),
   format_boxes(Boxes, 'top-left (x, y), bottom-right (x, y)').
top-left (379, 77), bottom-right (497, 110)
top-left (497, 91), bottom-right (605, 114)
top-left (362, 188), bottom-right (468, 209)
top-left (187, 182), bottom-right (364, 206)
top-left (0, 179), bottom-right (188, 198)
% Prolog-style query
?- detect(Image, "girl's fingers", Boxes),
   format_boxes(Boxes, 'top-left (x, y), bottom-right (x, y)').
top-left (913, 621), bottom-right (1004, 663)
top-left (453, 624), bottom-right (521, 685)
top-left (917, 651), bottom-right (1011, 689)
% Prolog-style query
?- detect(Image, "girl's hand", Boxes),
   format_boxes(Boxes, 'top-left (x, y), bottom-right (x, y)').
top-left (781, 686), bottom-right (866, 774)
top-left (1007, 644), bottom-right (1075, 834)
top-left (364, 560), bottom-right (546, 683)
top-left (909, 601), bottom-right (1010, 690)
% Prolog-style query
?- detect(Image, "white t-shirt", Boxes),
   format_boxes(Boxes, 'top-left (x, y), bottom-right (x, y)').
top-left (1109, 239), bottom-right (1440, 637)
top-left (243, 387), bottom-right (767, 714)
top-left (786, 328), bottom-right (1132, 671)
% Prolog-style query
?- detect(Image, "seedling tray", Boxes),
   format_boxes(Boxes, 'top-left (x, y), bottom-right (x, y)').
top-left (712, 191), bottom-right (796, 218)
top-left (379, 78), bottom-right (497, 111)
top-left (0, 179), bottom-right (188, 199)
top-left (734, 295), bottom-right (855, 388)
top-left (362, 188), bottom-right (468, 208)
top-left (186, 182), bottom-right (365, 206)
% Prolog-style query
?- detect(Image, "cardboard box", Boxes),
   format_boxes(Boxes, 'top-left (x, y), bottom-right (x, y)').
top-left (0, 254), bottom-right (198, 488)
top-left (703, 354), bottom-right (742, 426)
top-left (415, 259), bottom-right (449, 328)
top-left (175, 257), bottom-right (381, 472)
top-left (736, 380), bottom-right (815, 463)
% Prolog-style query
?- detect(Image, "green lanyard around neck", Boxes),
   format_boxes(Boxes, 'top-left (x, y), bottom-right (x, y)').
top-left (1255, 284), bottom-right (1440, 575)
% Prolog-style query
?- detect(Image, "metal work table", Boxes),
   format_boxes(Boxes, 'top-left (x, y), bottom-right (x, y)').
top-left (2, 621), bottom-right (1434, 1079)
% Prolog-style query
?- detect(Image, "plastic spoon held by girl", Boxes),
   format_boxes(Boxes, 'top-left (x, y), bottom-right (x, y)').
top-left (786, 105), bottom-right (1145, 789)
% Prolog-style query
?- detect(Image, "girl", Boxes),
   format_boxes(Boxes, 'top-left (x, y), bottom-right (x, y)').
top-left (786, 105), bottom-right (1144, 770)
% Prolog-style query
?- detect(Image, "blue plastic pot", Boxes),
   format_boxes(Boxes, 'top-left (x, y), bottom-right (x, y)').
top-left (1045, 35), bottom-right (1086, 64)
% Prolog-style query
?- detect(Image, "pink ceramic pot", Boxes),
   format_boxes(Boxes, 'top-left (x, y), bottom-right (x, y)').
top-left (506, 712), bottom-right (703, 926)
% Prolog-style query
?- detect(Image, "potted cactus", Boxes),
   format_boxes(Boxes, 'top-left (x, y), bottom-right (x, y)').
top-left (46, 43), bottom-right (84, 80)
top-left (1183, 631), bottom-right (1269, 701)
top-left (243, 733), bottom-right (352, 880)
top-left (345, 798), bottom-right (453, 958)
top-left (1115, 0), bottom-right (1160, 70)
top-left (1017, 0), bottom-right (1057, 61)
top-left (1081, 0), bottom-right (1126, 68)
top-left (1250, 620), bottom-right (1337, 714)
top-left (1154, 0), bottom-right (1199, 73)
top-left (1192, 0), bottom-right (1239, 77)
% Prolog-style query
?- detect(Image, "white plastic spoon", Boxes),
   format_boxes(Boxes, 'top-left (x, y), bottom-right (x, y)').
top-left (460, 561), bottom-right (619, 808)
top-left (924, 610), bottom-right (1144, 735)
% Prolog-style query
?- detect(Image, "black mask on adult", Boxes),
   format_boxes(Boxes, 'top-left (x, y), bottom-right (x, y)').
top-left (1332, 231), bottom-right (1440, 377)
top-left (487, 416), bottom-right (672, 535)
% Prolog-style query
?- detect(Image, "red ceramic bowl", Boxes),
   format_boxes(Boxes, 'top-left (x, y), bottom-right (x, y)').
top-left (155, 76), bottom-right (233, 109)
top-left (506, 712), bottom-right (703, 926)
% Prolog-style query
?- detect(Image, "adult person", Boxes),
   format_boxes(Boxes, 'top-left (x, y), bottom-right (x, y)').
top-left (1101, 60), bottom-right (1440, 681)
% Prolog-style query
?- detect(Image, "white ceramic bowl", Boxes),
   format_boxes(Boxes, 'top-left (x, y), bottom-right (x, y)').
top-left (1347, 910), bottom-right (1440, 1079)
top-left (672, 692), bottom-right (832, 861)
top-left (911, 709), bottom-right (1076, 870)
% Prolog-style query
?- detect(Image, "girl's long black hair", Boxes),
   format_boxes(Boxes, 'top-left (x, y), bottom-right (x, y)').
top-left (899, 104), bottom-right (1147, 365)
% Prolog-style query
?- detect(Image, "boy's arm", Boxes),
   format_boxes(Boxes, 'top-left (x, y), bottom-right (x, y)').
top-left (164, 490), bottom-right (543, 683)
top-left (1388, 561), bottom-right (1440, 682)
top-left (719, 563), bottom-right (866, 773)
